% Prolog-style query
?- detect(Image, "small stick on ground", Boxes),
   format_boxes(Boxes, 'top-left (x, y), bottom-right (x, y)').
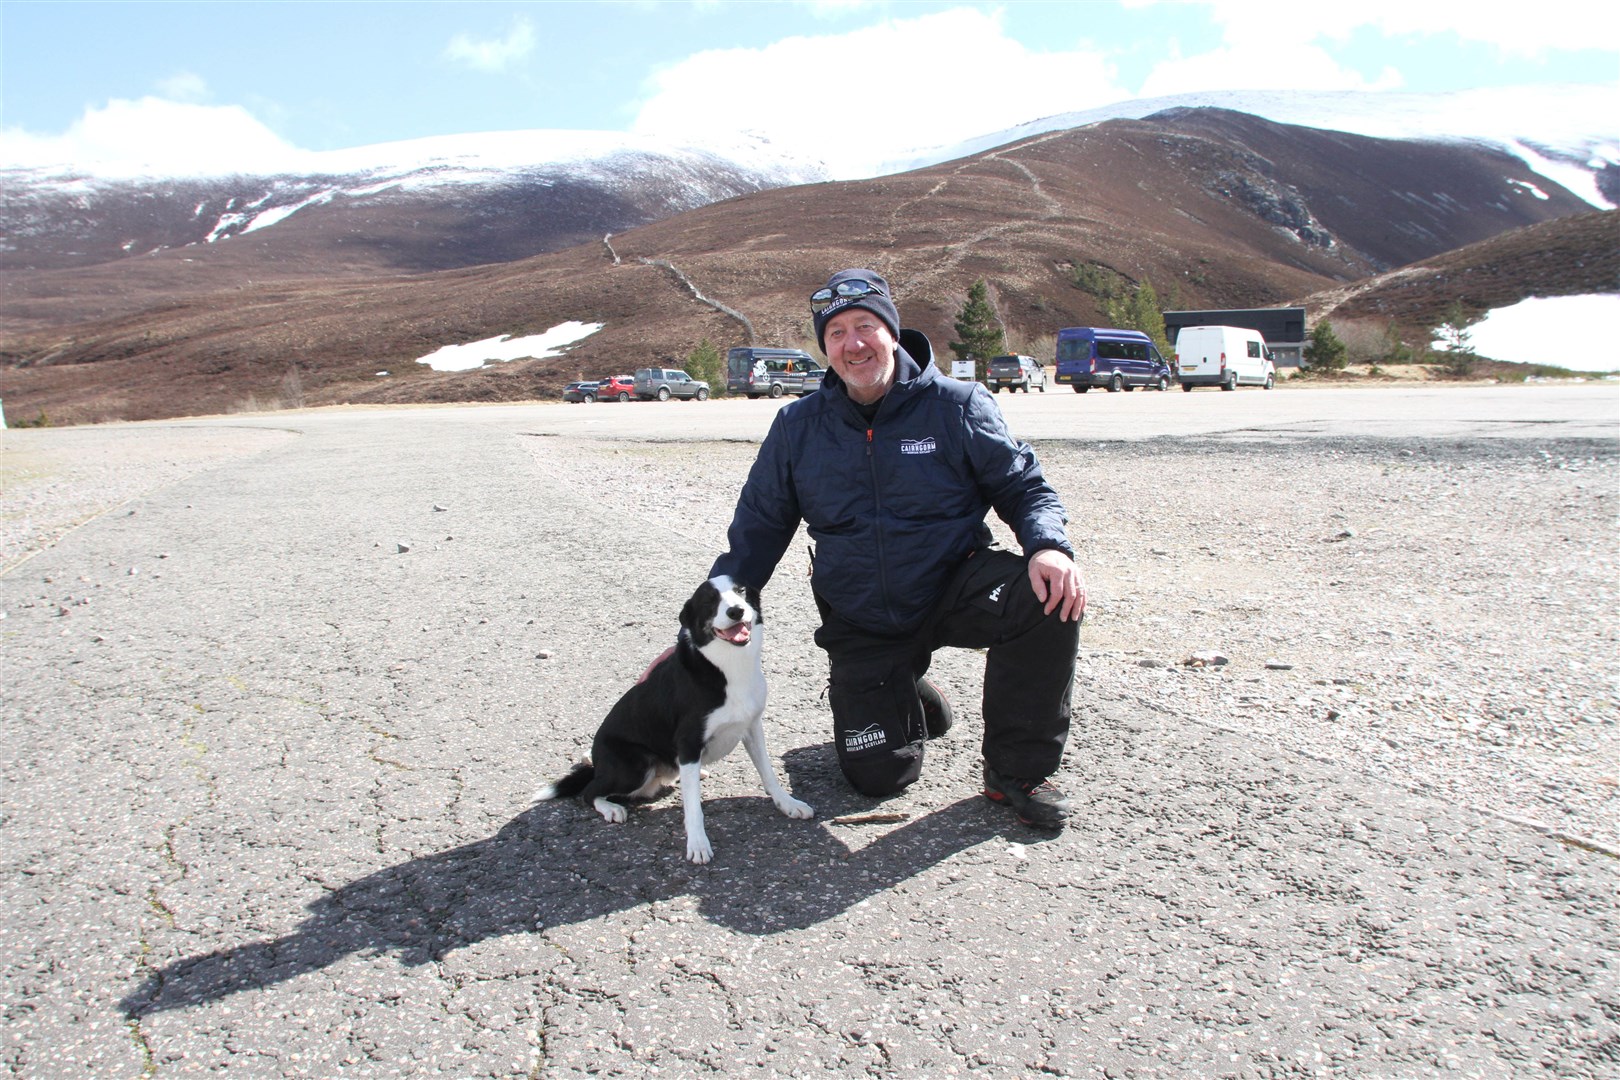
top-left (829, 812), bottom-right (912, 825)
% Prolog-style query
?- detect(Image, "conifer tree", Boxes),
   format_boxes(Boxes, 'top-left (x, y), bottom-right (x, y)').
top-left (949, 280), bottom-right (1007, 382)
top-left (1432, 302), bottom-right (1481, 378)
top-left (1104, 279), bottom-right (1171, 355)
top-left (1303, 321), bottom-right (1347, 371)
top-left (685, 339), bottom-right (724, 393)
top-left (1434, 302), bottom-right (1479, 356)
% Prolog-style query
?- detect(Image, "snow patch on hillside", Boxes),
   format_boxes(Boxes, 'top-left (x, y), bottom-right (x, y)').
top-left (203, 189), bottom-right (340, 241)
top-left (1498, 140), bottom-right (1612, 207)
top-left (416, 323), bottom-right (604, 372)
top-left (1434, 294), bottom-right (1620, 373)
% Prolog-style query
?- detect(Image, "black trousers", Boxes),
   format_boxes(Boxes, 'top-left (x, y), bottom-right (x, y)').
top-left (813, 548), bottom-right (1080, 797)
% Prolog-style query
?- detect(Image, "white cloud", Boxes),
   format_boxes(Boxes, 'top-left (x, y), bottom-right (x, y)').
top-left (0, 97), bottom-right (304, 176)
top-left (1132, 0), bottom-right (1619, 101)
top-left (154, 71), bottom-right (210, 103)
top-left (631, 8), bottom-right (1130, 178)
top-left (1313, 0), bottom-right (1620, 57)
top-left (445, 17), bottom-right (537, 72)
top-left (1135, 0), bottom-right (1406, 96)
top-left (1140, 41), bottom-right (1403, 97)
top-left (1150, 0), bottom-right (1620, 59)
top-left (798, 0), bottom-right (881, 17)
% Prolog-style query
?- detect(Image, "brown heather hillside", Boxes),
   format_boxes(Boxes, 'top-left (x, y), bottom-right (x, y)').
top-left (0, 109), bottom-right (1601, 425)
top-left (1302, 208), bottom-right (1620, 332)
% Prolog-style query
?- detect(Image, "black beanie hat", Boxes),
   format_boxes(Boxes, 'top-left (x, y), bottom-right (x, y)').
top-left (813, 269), bottom-right (901, 354)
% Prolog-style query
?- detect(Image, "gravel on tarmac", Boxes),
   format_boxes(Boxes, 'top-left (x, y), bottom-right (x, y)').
top-left (1, 402), bottom-right (1615, 1079)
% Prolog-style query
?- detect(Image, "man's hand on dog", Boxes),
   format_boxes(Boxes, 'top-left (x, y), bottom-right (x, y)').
top-left (638, 646), bottom-right (673, 683)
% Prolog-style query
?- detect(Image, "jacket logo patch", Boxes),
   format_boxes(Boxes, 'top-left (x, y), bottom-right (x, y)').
top-left (844, 723), bottom-right (888, 753)
top-left (987, 583), bottom-right (1005, 603)
top-left (900, 437), bottom-right (937, 455)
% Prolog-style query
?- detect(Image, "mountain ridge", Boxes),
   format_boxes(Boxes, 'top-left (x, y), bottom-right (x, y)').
top-left (885, 85), bottom-right (1619, 204)
top-left (1, 100), bottom-right (1612, 425)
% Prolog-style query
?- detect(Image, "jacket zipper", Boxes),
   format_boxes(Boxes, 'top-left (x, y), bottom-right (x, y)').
top-left (865, 424), bottom-right (901, 632)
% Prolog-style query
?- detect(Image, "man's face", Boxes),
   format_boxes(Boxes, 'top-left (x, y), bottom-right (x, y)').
top-left (823, 306), bottom-right (898, 405)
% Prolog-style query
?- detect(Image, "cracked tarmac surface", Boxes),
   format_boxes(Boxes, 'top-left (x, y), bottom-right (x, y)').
top-left (2, 390), bottom-right (1616, 1077)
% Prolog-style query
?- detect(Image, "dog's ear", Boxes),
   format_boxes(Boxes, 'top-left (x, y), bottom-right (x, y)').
top-left (745, 584), bottom-right (764, 623)
top-left (680, 579), bottom-right (719, 640)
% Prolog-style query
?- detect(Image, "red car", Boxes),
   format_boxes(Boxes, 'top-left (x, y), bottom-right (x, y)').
top-left (597, 375), bottom-right (635, 402)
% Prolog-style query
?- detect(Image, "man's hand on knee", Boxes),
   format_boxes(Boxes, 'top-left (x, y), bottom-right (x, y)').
top-left (1028, 549), bottom-right (1086, 622)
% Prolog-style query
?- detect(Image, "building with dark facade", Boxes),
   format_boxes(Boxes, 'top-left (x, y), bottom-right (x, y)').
top-left (1163, 307), bottom-right (1308, 366)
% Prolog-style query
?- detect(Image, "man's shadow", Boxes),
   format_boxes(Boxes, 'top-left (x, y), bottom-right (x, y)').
top-left (122, 745), bottom-right (1023, 1018)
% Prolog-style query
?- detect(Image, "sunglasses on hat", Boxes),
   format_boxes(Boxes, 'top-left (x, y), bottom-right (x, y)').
top-left (809, 278), bottom-right (888, 314)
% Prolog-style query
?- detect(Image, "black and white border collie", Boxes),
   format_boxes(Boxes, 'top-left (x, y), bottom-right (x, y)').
top-left (535, 575), bottom-right (813, 863)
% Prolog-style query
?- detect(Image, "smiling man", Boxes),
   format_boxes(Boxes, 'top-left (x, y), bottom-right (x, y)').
top-left (710, 269), bottom-right (1086, 828)
top-left (819, 288), bottom-right (898, 403)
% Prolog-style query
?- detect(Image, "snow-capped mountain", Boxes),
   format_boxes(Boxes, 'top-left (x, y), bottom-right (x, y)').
top-left (881, 85), bottom-right (1620, 208)
top-left (0, 130), bottom-right (829, 272)
top-left (6, 92), bottom-right (1613, 427)
top-left (5, 85), bottom-right (1613, 278)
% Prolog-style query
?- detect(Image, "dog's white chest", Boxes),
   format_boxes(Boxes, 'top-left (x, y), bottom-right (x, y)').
top-left (699, 665), bottom-right (766, 764)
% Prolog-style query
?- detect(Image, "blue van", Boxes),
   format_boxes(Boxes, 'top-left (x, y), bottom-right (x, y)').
top-left (1054, 327), bottom-right (1174, 393)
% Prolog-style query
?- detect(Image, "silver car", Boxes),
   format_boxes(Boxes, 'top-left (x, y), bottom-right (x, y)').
top-left (634, 368), bottom-right (710, 401)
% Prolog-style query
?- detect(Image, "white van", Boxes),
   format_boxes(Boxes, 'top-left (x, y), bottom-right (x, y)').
top-left (1174, 326), bottom-right (1276, 391)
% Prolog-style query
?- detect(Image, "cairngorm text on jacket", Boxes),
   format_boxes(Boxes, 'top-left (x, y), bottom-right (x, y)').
top-left (712, 330), bottom-right (1073, 636)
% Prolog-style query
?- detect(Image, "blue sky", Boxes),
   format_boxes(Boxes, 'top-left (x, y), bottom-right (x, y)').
top-left (3, 0), bottom-right (1616, 177)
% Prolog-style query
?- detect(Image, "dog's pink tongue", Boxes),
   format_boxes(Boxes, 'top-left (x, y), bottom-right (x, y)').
top-left (717, 622), bottom-right (751, 645)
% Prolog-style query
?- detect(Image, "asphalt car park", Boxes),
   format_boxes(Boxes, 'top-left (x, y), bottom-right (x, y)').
top-left (537, 381), bottom-right (1616, 442)
top-left (2, 381), bottom-right (1613, 1077)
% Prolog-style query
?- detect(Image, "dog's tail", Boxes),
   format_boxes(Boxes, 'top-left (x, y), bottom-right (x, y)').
top-left (533, 761), bottom-right (594, 802)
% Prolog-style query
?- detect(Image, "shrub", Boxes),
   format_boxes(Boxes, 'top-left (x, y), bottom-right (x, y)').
top-left (1431, 348), bottom-right (1478, 379)
top-left (1104, 279), bottom-right (1172, 355)
top-left (1071, 262), bottom-right (1124, 300)
top-left (685, 339), bottom-right (724, 394)
top-left (280, 365), bottom-right (305, 410)
top-left (1303, 321), bottom-right (1348, 371)
top-left (1335, 318), bottom-right (1417, 366)
top-left (1017, 333), bottom-right (1058, 365)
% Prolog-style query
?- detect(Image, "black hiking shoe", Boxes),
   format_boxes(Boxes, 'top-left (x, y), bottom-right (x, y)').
top-left (918, 677), bottom-right (953, 739)
top-left (983, 764), bottom-right (1071, 829)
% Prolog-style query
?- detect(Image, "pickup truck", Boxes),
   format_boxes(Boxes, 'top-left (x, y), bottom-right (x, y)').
top-left (986, 354), bottom-right (1047, 393)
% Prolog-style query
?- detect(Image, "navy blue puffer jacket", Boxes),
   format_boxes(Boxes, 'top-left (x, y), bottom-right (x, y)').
top-left (711, 330), bottom-right (1073, 637)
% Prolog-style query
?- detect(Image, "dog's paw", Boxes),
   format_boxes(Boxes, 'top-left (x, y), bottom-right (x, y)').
top-left (686, 834), bottom-right (714, 864)
top-left (593, 798), bottom-right (628, 824)
top-left (776, 796), bottom-right (815, 820)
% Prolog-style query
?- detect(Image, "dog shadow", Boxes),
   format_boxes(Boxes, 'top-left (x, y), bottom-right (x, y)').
top-left (122, 745), bottom-right (1019, 1018)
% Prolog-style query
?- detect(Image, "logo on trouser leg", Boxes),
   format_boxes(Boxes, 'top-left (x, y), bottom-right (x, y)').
top-left (843, 723), bottom-right (888, 753)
